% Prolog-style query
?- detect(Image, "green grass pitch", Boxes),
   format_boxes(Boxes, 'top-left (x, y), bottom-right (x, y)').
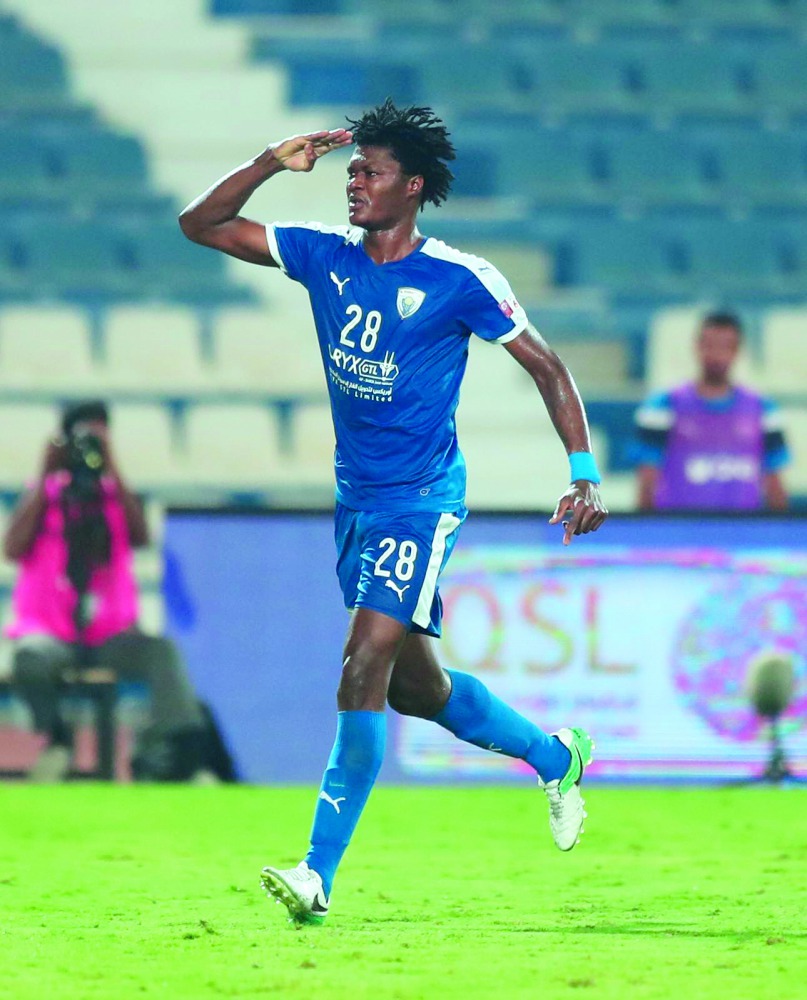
top-left (2, 785), bottom-right (805, 999)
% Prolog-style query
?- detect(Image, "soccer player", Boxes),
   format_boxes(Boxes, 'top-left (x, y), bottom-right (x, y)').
top-left (635, 312), bottom-right (789, 511)
top-left (179, 100), bottom-right (608, 924)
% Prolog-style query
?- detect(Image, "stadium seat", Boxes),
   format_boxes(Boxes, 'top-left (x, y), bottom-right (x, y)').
top-left (627, 42), bottom-right (752, 116)
top-left (0, 29), bottom-right (68, 112)
top-left (572, 220), bottom-right (690, 299)
top-left (753, 44), bottom-right (807, 112)
top-left (45, 130), bottom-right (149, 199)
top-left (781, 408), bottom-right (807, 492)
top-left (102, 306), bottom-right (210, 393)
top-left (494, 128), bottom-right (604, 206)
top-left (0, 305), bottom-right (98, 392)
top-left (0, 133), bottom-right (51, 203)
top-left (674, 0), bottom-right (789, 31)
top-left (645, 306), bottom-right (759, 391)
top-left (509, 42), bottom-right (639, 116)
top-left (710, 133), bottom-right (807, 207)
top-left (117, 223), bottom-right (246, 303)
top-left (0, 404), bottom-right (58, 489)
top-left (759, 309), bottom-right (807, 394)
top-left (109, 403), bottom-right (177, 489)
top-left (683, 220), bottom-right (804, 298)
top-left (457, 336), bottom-right (537, 432)
top-left (212, 307), bottom-right (325, 396)
top-left (551, 340), bottom-right (629, 393)
top-left (285, 56), bottom-right (418, 107)
top-left (460, 425), bottom-right (609, 511)
top-left (285, 401), bottom-right (337, 488)
top-left (10, 220), bottom-right (129, 298)
top-left (602, 131), bottom-right (712, 206)
top-left (137, 590), bottom-right (165, 636)
top-left (178, 403), bottom-right (285, 490)
top-left (417, 46), bottom-right (518, 109)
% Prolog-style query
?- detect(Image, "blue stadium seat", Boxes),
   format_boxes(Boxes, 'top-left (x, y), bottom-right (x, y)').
top-left (0, 133), bottom-right (50, 203)
top-left (753, 44), bottom-right (807, 112)
top-left (602, 130), bottom-right (713, 206)
top-left (623, 41), bottom-right (754, 116)
top-left (416, 45), bottom-right (517, 109)
top-left (7, 219), bottom-right (129, 298)
top-left (493, 129), bottom-right (605, 205)
top-left (674, 0), bottom-right (791, 30)
top-left (709, 132), bottom-right (807, 206)
top-left (508, 41), bottom-right (640, 115)
top-left (0, 28), bottom-right (68, 112)
top-left (671, 218), bottom-right (805, 298)
top-left (285, 56), bottom-right (418, 107)
top-left (117, 223), bottom-right (251, 303)
top-left (571, 220), bottom-right (691, 299)
top-left (44, 131), bottom-right (149, 197)
top-left (211, 0), bottom-right (344, 13)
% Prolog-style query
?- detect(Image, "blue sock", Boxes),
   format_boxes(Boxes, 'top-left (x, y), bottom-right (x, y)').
top-left (431, 670), bottom-right (570, 782)
top-left (305, 710), bottom-right (386, 897)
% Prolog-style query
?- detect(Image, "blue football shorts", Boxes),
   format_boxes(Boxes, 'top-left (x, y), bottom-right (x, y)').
top-left (334, 503), bottom-right (468, 637)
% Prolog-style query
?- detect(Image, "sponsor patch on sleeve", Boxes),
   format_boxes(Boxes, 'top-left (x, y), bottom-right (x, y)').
top-left (498, 296), bottom-right (519, 319)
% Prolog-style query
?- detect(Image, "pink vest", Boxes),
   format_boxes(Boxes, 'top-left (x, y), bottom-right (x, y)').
top-left (6, 472), bottom-right (139, 645)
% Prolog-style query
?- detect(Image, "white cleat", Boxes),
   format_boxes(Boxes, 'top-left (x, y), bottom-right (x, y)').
top-left (538, 726), bottom-right (595, 851)
top-left (260, 862), bottom-right (329, 925)
top-left (28, 744), bottom-right (71, 783)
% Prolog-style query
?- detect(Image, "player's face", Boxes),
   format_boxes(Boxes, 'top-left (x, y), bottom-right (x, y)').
top-left (697, 324), bottom-right (740, 383)
top-left (346, 146), bottom-right (421, 230)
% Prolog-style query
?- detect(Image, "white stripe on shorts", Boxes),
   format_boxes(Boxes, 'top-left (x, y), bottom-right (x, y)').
top-left (411, 512), bottom-right (462, 630)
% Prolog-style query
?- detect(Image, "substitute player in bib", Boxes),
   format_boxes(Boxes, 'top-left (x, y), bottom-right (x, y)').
top-left (180, 100), bottom-right (608, 925)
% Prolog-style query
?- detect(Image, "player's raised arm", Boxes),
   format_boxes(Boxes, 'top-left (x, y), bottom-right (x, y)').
top-left (178, 129), bottom-right (353, 265)
top-left (505, 323), bottom-right (608, 544)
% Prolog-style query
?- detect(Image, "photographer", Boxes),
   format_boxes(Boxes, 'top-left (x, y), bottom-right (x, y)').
top-left (3, 400), bottom-right (212, 782)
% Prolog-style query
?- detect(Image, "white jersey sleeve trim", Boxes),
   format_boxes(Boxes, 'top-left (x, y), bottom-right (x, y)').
top-left (421, 237), bottom-right (529, 340)
top-left (494, 320), bottom-right (528, 344)
top-left (265, 221), bottom-right (362, 276)
top-left (264, 224), bottom-right (287, 274)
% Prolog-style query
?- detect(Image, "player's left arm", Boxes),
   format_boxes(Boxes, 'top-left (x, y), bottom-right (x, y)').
top-left (760, 398), bottom-right (789, 511)
top-left (763, 473), bottom-right (788, 511)
top-left (505, 323), bottom-right (608, 544)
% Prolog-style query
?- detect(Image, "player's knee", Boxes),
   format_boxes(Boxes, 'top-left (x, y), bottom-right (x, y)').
top-left (338, 643), bottom-right (394, 711)
top-left (387, 677), bottom-right (444, 719)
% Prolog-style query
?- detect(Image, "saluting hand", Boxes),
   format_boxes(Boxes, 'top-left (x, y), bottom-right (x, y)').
top-left (271, 129), bottom-right (353, 173)
top-left (549, 481), bottom-right (608, 546)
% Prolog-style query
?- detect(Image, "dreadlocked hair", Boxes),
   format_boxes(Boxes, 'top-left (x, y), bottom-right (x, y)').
top-left (346, 98), bottom-right (455, 209)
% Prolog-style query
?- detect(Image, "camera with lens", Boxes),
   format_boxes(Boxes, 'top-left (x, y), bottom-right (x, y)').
top-left (65, 428), bottom-right (105, 494)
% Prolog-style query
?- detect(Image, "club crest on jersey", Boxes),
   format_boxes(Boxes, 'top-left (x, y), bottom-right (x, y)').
top-left (396, 287), bottom-right (425, 319)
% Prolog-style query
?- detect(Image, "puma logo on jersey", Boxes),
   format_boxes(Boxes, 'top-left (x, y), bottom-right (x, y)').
top-left (330, 272), bottom-right (351, 295)
top-left (385, 579), bottom-right (411, 603)
top-left (319, 791), bottom-right (346, 814)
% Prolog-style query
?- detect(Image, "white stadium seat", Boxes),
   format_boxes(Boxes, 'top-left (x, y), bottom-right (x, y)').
top-left (102, 306), bottom-right (210, 393)
top-left (457, 336), bottom-right (537, 431)
top-left (0, 404), bottom-right (59, 489)
top-left (110, 403), bottom-right (177, 489)
top-left (781, 408), bottom-right (807, 492)
top-left (460, 425), bottom-right (609, 511)
top-left (759, 309), bottom-right (807, 394)
top-left (178, 403), bottom-right (285, 489)
top-left (285, 401), bottom-right (336, 488)
top-left (0, 306), bottom-right (99, 392)
top-left (212, 307), bottom-right (325, 395)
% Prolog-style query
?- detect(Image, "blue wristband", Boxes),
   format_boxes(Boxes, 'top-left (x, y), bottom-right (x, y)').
top-left (569, 451), bottom-right (601, 484)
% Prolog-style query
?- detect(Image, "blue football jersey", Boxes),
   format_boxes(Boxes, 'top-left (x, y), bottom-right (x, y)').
top-left (266, 222), bottom-right (528, 512)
